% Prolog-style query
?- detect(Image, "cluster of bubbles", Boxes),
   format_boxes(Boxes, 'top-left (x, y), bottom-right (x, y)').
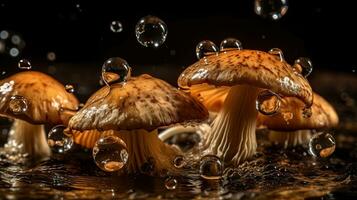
top-left (47, 125), bottom-right (73, 153)
top-left (93, 135), bottom-right (129, 172)
top-left (195, 38), bottom-right (242, 60)
top-left (0, 30), bottom-right (25, 57)
top-left (254, 0), bottom-right (289, 21)
top-left (309, 132), bottom-right (336, 158)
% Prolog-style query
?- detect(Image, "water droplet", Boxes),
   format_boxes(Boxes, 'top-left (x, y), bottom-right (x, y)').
top-left (219, 38), bottom-right (242, 52)
top-left (93, 135), bottom-right (128, 172)
top-left (47, 125), bottom-right (73, 153)
top-left (110, 21), bottom-right (123, 33)
top-left (18, 59), bottom-right (31, 70)
top-left (254, 0), bottom-right (289, 21)
top-left (165, 177), bottom-right (177, 190)
top-left (9, 48), bottom-right (19, 57)
top-left (196, 40), bottom-right (218, 60)
top-left (256, 90), bottom-right (281, 115)
top-left (302, 107), bottom-right (312, 118)
top-left (65, 84), bottom-right (75, 93)
top-left (135, 15), bottom-right (167, 48)
top-left (9, 95), bottom-right (28, 114)
top-left (309, 132), bottom-right (336, 158)
top-left (0, 30), bottom-right (9, 39)
top-left (173, 155), bottom-right (186, 168)
top-left (268, 48), bottom-right (284, 61)
top-left (294, 57), bottom-right (313, 77)
top-left (47, 52), bottom-right (56, 61)
top-left (199, 155), bottom-right (223, 180)
top-left (101, 57), bottom-right (131, 86)
top-left (11, 35), bottom-right (21, 45)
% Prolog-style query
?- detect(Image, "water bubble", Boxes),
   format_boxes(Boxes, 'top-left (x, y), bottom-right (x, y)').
top-left (294, 57), bottom-right (313, 77)
top-left (302, 107), bottom-right (312, 118)
top-left (219, 38), bottom-right (242, 52)
top-left (47, 52), bottom-right (56, 61)
top-left (110, 21), bottom-right (123, 33)
top-left (11, 35), bottom-right (21, 45)
top-left (199, 155), bottom-right (223, 180)
top-left (165, 177), bottom-right (177, 190)
top-left (196, 40), bottom-right (218, 60)
top-left (268, 48), bottom-right (284, 61)
top-left (18, 59), bottom-right (31, 70)
top-left (9, 95), bottom-right (28, 114)
top-left (93, 135), bottom-right (128, 172)
top-left (102, 57), bottom-right (131, 86)
top-left (254, 0), bottom-right (289, 21)
top-left (9, 48), bottom-right (19, 57)
top-left (1, 70), bottom-right (6, 78)
top-left (47, 125), bottom-right (73, 153)
top-left (256, 90), bottom-right (281, 115)
top-left (135, 15), bottom-right (167, 48)
top-left (0, 30), bottom-right (9, 39)
top-left (309, 132), bottom-right (336, 158)
top-left (65, 84), bottom-right (75, 93)
top-left (173, 155), bottom-right (186, 168)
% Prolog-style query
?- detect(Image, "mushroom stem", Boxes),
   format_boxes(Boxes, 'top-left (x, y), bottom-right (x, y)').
top-left (268, 130), bottom-right (312, 148)
top-left (204, 85), bottom-right (260, 166)
top-left (7, 119), bottom-right (51, 159)
top-left (116, 129), bottom-right (179, 174)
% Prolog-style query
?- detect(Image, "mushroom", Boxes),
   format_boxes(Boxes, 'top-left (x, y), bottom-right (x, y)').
top-left (0, 71), bottom-right (79, 159)
top-left (257, 93), bottom-right (339, 148)
top-left (68, 74), bottom-right (208, 174)
top-left (178, 49), bottom-right (313, 166)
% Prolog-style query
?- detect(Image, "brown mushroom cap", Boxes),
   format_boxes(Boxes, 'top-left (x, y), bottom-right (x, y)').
top-left (0, 71), bottom-right (79, 124)
top-left (69, 74), bottom-right (208, 131)
top-left (178, 49), bottom-right (313, 107)
top-left (257, 93), bottom-right (339, 131)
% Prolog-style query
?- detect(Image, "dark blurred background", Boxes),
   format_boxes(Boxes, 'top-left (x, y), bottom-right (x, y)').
top-left (0, 0), bottom-right (356, 101)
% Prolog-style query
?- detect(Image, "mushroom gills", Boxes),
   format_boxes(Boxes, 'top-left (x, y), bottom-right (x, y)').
top-left (7, 119), bottom-right (51, 159)
top-left (115, 129), bottom-right (179, 174)
top-left (204, 84), bottom-right (260, 166)
top-left (268, 130), bottom-right (312, 148)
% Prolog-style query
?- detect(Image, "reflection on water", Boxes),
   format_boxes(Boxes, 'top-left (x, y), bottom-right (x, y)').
top-left (0, 129), bottom-right (356, 199)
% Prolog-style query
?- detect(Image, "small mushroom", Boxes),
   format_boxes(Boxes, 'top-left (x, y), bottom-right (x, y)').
top-left (0, 71), bottom-right (79, 159)
top-left (178, 49), bottom-right (313, 166)
top-left (257, 93), bottom-right (339, 148)
top-left (68, 74), bottom-right (208, 174)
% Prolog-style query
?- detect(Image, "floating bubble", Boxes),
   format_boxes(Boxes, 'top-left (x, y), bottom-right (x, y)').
top-left (47, 52), bottom-right (56, 61)
top-left (47, 125), bottom-right (73, 153)
top-left (199, 155), bottom-right (223, 180)
top-left (11, 35), bottom-right (21, 45)
top-left (102, 57), bottom-right (131, 86)
top-left (18, 59), bottom-right (31, 70)
top-left (165, 177), bottom-right (177, 190)
top-left (0, 30), bottom-right (9, 39)
top-left (0, 30), bottom-right (25, 57)
top-left (65, 84), bottom-right (75, 93)
top-left (93, 135), bottom-right (128, 172)
top-left (254, 0), bottom-right (289, 21)
top-left (9, 48), bottom-right (19, 57)
top-left (9, 95), bottom-right (28, 114)
top-left (309, 132), bottom-right (336, 158)
top-left (256, 90), bottom-right (281, 115)
top-left (173, 155), bottom-right (186, 168)
top-left (196, 40), bottom-right (218, 60)
top-left (135, 15), bottom-right (167, 48)
top-left (110, 21), bottom-right (123, 33)
top-left (294, 57), bottom-right (313, 77)
top-left (1, 70), bottom-right (6, 78)
top-left (268, 48), bottom-right (284, 61)
top-left (220, 38), bottom-right (242, 52)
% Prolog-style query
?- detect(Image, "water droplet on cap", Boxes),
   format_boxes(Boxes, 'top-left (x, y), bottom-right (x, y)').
top-left (102, 57), bottom-right (131, 86)
top-left (65, 84), bottom-right (75, 93)
top-left (268, 48), bottom-right (284, 61)
top-left (220, 38), bottom-right (242, 52)
top-left (9, 95), bottom-right (28, 114)
top-left (294, 57), bottom-right (313, 77)
top-left (196, 40), bottom-right (218, 60)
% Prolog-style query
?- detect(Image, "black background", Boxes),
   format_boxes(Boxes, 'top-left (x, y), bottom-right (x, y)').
top-left (0, 0), bottom-right (356, 76)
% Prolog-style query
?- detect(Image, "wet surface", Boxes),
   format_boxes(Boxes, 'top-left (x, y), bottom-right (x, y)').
top-left (0, 70), bottom-right (356, 199)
